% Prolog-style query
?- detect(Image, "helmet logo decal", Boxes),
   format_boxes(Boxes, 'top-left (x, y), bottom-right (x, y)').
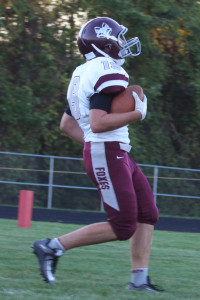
top-left (94, 23), bottom-right (112, 39)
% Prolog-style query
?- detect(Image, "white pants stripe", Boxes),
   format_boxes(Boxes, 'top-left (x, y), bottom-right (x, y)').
top-left (91, 142), bottom-right (119, 211)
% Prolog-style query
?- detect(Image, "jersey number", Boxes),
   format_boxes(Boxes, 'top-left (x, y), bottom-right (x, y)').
top-left (101, 60), bottom-right (121, 70)
top-left (68, 76), bottom-right (81, 120)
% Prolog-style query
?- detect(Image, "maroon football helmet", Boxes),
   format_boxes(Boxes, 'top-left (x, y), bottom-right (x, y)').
top-left (78, 17), bottom-right (141, 61)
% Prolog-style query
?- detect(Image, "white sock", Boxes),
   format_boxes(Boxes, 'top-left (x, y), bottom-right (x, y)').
top-left (131, 268), bottom-right (148, 286)
top-left (48, 238), bottom-right (66, 252)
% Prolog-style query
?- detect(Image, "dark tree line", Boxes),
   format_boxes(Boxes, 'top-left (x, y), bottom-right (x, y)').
top-left (0, 0), bottom-right (200, 169)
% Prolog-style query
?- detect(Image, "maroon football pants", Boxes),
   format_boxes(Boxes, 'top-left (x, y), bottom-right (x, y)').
top-left (83, 141), bottom-right (159, 240)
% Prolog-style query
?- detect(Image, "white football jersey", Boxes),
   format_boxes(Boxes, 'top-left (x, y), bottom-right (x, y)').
top-left (67, 56), bottom-right (130, 143)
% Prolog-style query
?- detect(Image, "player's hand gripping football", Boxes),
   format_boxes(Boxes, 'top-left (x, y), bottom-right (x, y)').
top-left (132, 91), bottom-right (147, 120)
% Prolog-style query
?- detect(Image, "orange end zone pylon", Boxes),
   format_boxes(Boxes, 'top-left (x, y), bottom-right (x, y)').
top-left (18, 190), bottom-right (34, 228)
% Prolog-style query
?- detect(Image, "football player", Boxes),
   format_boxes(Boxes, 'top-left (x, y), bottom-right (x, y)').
top-left (32, 17), bottom-right (163, 292)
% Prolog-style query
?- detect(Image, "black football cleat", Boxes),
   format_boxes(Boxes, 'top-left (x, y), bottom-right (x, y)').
top-left (126, 276), bottom-right (164, 292)
top-left (32, 238), bottom-right (64, 284)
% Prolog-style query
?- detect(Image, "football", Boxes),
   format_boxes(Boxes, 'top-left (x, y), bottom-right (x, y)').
top-left (111, 85), bottom-right (144, 113)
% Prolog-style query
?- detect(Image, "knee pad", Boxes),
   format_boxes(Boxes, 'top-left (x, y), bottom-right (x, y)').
top-left (112, 222), bottom-right (137, 241)
top-left (138, 206), bottom-right (159, 225)
top-left (151, 206), bottom-right (159, 224)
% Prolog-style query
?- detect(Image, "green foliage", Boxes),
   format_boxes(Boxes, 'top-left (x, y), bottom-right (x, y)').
top-left (0, 0), bottom-right (83, 155)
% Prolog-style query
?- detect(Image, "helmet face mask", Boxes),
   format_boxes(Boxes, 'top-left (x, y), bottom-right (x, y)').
top-left (78, 17), bottom-right (141, 61)
top-left (118, 26), bottom-right (141, 58)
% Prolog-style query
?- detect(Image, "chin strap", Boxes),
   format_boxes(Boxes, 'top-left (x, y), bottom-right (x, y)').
top-left (91, 43), bottom-right (110, 58)
top-left (85, 44), bottom-right (125, 66)
top-left (91, 43), bottom-right (125, 65)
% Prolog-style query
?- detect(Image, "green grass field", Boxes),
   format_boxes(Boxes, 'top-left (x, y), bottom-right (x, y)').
top-left (0, 219), bottom-right (199, 300)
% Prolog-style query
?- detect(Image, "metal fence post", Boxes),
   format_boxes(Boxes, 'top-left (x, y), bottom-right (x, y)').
top-left (47, 156), bottom-right (54, 209)
top-left (153, 166), bottom-right (158, 203)
top-left (100, 198), bottom-right (104, 212)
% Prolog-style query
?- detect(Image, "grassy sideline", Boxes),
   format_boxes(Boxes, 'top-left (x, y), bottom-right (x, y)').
top-left (0, 219), bottom-right (199, 300)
